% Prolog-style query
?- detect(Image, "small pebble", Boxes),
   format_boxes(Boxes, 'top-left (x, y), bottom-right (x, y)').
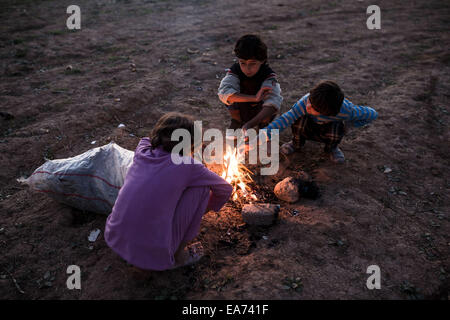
top-left (88, 229), bottom-right (101, 242)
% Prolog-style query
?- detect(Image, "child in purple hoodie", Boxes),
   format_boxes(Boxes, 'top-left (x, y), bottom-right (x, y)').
top-left (105, 112), bottom-right (232, 271)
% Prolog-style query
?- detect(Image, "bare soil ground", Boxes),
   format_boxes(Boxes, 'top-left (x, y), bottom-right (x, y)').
top-left (0, 0), bottom-right (449, 299)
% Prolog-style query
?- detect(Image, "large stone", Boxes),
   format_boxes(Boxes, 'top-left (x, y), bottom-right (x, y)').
top-left (241, 203), bottom-right (280, 226)
top-left (274, 177), bottom-right (300, 203)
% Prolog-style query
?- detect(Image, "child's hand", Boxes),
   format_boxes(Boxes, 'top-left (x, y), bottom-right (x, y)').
top-left (237, 135), bottom-right (259, 155)
top-left (255, 87), bottom-right (272, 102)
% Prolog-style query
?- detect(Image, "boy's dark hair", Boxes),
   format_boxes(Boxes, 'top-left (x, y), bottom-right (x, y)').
top-left (150, 112), bottom-right (196, 154)
top-left (234, 34), bottom-right (267, 62)
top-left (309, 80), bottom-right (344, 116)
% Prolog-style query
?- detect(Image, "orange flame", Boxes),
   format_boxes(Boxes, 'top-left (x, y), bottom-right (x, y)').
top-left (221, 146), bottom-right (257, 202)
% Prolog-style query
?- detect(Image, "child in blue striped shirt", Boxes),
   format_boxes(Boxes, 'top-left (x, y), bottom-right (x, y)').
top-left (249, 80), bottom-right (378, 163)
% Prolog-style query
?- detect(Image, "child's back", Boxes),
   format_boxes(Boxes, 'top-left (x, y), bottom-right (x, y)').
top-left (105, 114), bottom-right (232, 270)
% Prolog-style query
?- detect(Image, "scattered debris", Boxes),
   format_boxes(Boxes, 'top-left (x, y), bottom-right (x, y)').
top-left (91, 140), bottom-right (96, 145)
top-left (4, 269), bottom-right (25, 294)
top-left (117, 123), bottom-right (126, 128)
top-left (430, 221), bottom-right (440, 228)
top-left (400, 281), bottom-right (424, 300)
top-left (241, 203), bottom-right (280, 226)
top-left (281, 276), bottom-right (303, 293)
top-left (187, 48), bottom-right (199, 54)
top-left (114, 98), bottom-right (121, 102)
top-left (378, 165), bottom-right (393, 174)
top-left (88, 229), bottom-right (101, 242)
top-left (328, 239), bottom-right (345, 247)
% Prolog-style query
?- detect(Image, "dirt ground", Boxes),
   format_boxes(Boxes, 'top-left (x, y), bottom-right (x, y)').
top-left (0, 0), bottom-right (449, 300)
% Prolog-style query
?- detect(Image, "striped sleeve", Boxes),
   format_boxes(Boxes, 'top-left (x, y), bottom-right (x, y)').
top-left (262, 95), bottom-right (308, 140)
top-left (346, 99), bottom-right (378, 127)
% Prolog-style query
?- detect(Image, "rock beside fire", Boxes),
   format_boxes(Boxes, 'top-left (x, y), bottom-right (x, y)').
top-left (274, 175), bottom-right (320, 203)
top-left (274, 177), bottom-right (299, 203)
top-left (241, 203), bottom-right (280, 226)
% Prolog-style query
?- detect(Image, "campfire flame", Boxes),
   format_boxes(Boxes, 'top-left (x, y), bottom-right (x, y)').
top-left (221, 147), bottom-right (257, 202)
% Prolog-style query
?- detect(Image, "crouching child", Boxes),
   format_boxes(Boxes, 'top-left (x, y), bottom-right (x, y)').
top-left (105, 112), bottom-right (233, 270)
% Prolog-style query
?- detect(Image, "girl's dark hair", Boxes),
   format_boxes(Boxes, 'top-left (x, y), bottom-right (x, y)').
top-left (150, 112), bottom-right (196, 154)
top-left (309, 80), bottom-right (344, 116)
top-left (234, 34), bottom-right (267, 61)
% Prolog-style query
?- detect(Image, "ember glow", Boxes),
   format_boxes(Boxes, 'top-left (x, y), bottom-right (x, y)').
top-left (221, 146), bottom-right (257, 202)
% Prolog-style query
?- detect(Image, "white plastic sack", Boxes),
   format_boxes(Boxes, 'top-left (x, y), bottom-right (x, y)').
top-left (23, 142), bottom-right (134, 214)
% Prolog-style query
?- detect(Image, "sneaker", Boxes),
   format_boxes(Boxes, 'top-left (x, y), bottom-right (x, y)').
top-left (329, 146), bottom-right (345, 164)
top-left (280, 141), bottom-right (301, 155)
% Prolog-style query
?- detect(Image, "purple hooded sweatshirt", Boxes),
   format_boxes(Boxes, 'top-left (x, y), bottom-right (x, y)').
top-left (104, 138), bottom-right (232, 270)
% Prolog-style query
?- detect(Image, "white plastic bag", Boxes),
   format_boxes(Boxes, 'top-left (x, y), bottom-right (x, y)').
top-left (22, 142), bottom-right (134, 214)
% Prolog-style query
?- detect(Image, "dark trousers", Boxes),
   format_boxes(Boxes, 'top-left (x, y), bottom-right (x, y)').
top-left (291, 116), bottom-right (346, 152)
top-left (228, 102), bottom-right (276, 129)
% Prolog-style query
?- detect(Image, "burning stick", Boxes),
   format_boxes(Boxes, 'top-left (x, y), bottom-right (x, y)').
top-left (221, 146), bottom-right (257, 203)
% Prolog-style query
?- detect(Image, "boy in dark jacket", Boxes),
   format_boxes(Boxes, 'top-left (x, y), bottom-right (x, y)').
top-left (218, 34), bottom-right (283, 131)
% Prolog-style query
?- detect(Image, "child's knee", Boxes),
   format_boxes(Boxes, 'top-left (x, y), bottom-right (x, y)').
top-left (228, 109), bottom-right (241, 121)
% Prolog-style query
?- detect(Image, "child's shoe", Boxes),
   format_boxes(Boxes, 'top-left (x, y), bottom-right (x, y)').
top-left (280, 140), bottom-right (301, 155)
top-left (328, 146), bottom-right (345, 164)
top-left (171, 242), bottom-right (204, 269)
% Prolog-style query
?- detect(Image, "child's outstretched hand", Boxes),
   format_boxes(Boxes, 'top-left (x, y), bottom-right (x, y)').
top-left (255, 86), bottom-right (272, 102)
top-left (237, 132), bottom-right (260, 155)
